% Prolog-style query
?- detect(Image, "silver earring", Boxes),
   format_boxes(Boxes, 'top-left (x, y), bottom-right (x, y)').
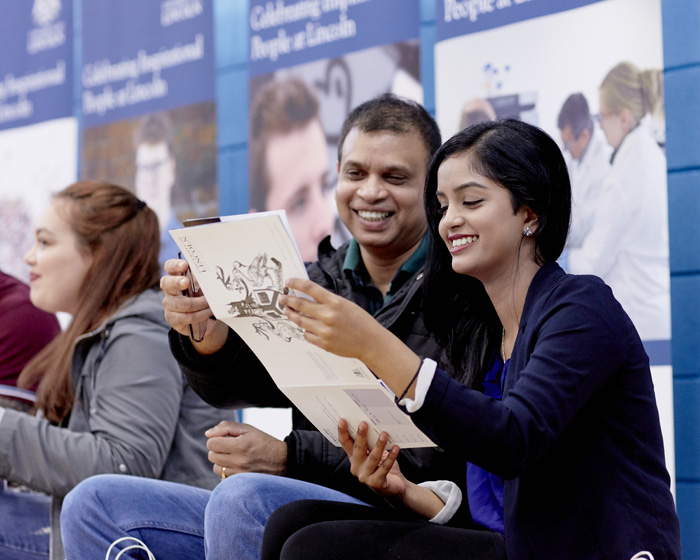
top-left (523, 226), bottom-right (533, 237)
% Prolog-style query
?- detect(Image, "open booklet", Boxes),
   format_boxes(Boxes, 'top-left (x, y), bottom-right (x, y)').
top-left (170, 210), bottom-right (434, 449)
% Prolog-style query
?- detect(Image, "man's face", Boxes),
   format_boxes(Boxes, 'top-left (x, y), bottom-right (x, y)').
top-left (135, 141), bottom-right (175, 231)
top-left (335, 128), bottom-right (429, 261)
top-left (265, 118), bottom-right (334, 262)
top-left (560, 125), bottom-right (588, 161)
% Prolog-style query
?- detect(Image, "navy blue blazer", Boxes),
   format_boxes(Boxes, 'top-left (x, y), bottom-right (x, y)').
top-left (412, 263), bottom-right (680, 559)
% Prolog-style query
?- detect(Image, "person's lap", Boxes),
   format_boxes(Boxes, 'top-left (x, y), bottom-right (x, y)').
top-left (61, 474), bottom-right (211, 560)
top-left (61, 472), bottom-right (371, 560)
top-left (205, 473), bottom-right (370, 560)
top-left (0, 483), bottom-right (51, 560)
top-left (263, 500), bottom-right (507, 560)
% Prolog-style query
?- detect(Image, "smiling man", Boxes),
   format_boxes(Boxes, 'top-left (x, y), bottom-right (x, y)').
top-left (60, 94), bottom-right (462, 560)
top-left (334, 110), bottom-right (433, 299)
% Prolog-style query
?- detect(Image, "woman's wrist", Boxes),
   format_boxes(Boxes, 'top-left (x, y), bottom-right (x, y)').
top-left (398, 480), bottom-right (447, 520)
top-left (361, 330), bottom-right (422, 399)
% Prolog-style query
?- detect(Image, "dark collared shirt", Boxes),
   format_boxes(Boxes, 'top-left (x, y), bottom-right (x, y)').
top-left (342, 235), bottom-right (428, 314)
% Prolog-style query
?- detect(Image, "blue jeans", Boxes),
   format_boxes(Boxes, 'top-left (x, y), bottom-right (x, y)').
top-left (0, 484), bottom-right (51, 560)
top-left (61, 473), bottom-right (368, 559)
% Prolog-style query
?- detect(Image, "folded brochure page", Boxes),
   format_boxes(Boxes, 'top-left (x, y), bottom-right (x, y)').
top-left (171, 210), bottom-right (434, 449)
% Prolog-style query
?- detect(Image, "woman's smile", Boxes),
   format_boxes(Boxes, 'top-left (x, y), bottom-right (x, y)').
top-left (447, 234), bottom-right (479, 254)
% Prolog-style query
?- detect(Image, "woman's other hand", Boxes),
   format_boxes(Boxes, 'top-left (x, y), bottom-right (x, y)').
top-left (338, 419), bottom-right (448, 519)
top-left (338, 419), bottom-right (405, 500)
top-left (281, 278), bottom-right (388, 364)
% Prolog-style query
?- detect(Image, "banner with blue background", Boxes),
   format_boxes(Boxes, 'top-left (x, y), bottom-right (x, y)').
top-left (0, 0), bottom-right (73, 132)
top-left (80, 0), bottom-right (218, 267)
top-left (249, 0), bottom-right (420, 75)
top-left (434, 0), bottom-right (675, 484)
top-left (246, 0), bottom-right (422, 262)
top-left (81, 0), bottom-right (215, 127)
top-left (436, 0), bottom-right (605, 40)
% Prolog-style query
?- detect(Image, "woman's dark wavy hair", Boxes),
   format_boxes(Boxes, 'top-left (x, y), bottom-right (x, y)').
top-left (422, 119), bottom-right (571, 388)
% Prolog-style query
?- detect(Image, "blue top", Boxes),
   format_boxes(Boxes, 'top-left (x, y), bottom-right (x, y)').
top-left (466, 355), bottom-right (507, 533)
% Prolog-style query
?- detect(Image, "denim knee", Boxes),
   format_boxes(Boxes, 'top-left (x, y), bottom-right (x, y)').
top-left (62, 474), bottom-right (117, 524)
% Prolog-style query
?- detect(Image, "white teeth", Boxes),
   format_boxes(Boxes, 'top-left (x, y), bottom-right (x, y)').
top-left (358, 210), bottom-right (390, 221)
top-left (452, 236), bottom-right (477, 247)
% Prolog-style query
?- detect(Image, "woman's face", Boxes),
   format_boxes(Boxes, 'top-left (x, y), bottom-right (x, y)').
top-left (435, 152), bottom-right (534, 285)
top-left (598, 94), bottom-right (628, 150)
top-left (24, 201), bottom-right (93, 315)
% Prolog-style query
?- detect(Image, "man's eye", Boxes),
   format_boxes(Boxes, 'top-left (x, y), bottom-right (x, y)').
top-left (287, 194), bottom-right (308, 215)
top-left (386, 175), bottom-right (406, 184)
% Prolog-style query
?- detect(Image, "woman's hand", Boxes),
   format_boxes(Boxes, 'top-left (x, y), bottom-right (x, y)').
top-left (160, 258), bottom-right (228, 354)
top-left (281, 277), bottom-right (423, 399)
top-left (338, 419), bottom-right (448, 519)
top-left (338, 419), bottom-right (406, 500)
top-left (280, 278), bottom-right (386, 364)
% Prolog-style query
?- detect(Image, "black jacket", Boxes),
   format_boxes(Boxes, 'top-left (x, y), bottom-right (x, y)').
top-left (171, 237), bottom-right (470, 523)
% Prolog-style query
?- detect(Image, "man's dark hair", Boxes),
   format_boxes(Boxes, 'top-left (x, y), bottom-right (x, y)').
top-left (337, 94), bottom-right (441, 163)
top-left (133, 112), bottom-right (175, 155)
top-left (557, 93), bottom-right (593, 139)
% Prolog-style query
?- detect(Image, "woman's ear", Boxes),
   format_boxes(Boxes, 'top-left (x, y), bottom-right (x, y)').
top-left (522, 207), bottom-right (539, 236)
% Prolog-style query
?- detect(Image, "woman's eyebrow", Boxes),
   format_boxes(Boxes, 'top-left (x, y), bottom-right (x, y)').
top-left (436, 181), bottom-right (488, 197)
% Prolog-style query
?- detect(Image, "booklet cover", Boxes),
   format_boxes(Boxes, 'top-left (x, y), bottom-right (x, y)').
top-left (171, 210), bottom-right (434, 449)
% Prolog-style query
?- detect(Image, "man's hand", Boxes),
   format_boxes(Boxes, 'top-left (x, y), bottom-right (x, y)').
top-left (206, 421), bottom-right (287, 477)
top-left (161, 258), bottom-right (228, 355)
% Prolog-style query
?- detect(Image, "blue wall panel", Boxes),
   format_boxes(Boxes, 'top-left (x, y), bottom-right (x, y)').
top-left (218, 148), bottom-right (249, 214)
top-left (665, 66), bottom-right (700, 171)
top-left (668, 170), bottom-right (700, 274)
top-left (663, 0), bottom-right (700, 554)
top-left (662, 0), bottom-right (700, 70)
top-left (216, 68), bottom-right (249, 148)
top-left (670, 276), bottom-right (700, 376)
top-left (674, 378), bottom-right (700, 476)
top-left (676, 481), bottom-right (700, 557)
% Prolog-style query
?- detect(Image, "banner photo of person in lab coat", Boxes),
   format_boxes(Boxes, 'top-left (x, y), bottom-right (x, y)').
top-left (0, 0), bottom-right (76, 282)
top-left (434, 0), bottom-right (675, 487)
top-left (248, 0), bottom-right (422, 261)
top-left (80, 0), bottom-right (217, 267)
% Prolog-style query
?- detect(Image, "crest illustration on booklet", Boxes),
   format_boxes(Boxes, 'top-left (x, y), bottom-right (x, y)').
top-left (171, 211), bottom-right (434, 449)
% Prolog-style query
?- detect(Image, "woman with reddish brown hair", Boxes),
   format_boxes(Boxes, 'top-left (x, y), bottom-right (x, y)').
top-left (0, 181), bottom-right (225, 560)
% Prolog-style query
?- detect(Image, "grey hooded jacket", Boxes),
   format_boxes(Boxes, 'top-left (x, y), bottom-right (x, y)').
top-left (0, 288), bottom-right (226, 558)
